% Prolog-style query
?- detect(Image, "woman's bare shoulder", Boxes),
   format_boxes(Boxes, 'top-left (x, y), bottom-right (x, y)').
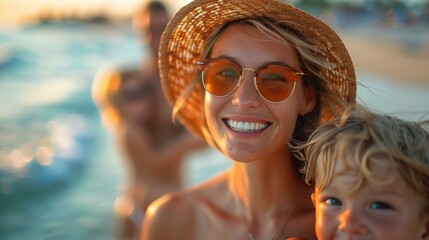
top-left (141, 171), bottom-right (230, 240)
top-left (141, 190), bottom-right (197, 239)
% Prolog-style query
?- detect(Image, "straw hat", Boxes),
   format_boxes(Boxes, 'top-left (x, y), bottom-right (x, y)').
top-left (159, 0), bottom-right (356, 138)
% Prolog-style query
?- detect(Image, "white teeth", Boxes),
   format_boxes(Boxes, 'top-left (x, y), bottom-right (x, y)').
top-left (226, 120), bottom-right (268, 132)
top-left (243, 122), bottom-right (249, 131)
top-left (237, 121), bottom-right (243, 130)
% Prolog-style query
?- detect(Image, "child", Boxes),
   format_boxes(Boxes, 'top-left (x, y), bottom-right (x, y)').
top-left (301, 106), bottom-right (429, 240)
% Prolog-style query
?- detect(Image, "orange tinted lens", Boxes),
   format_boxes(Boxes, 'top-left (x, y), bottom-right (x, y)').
top-left (256, 66), bottom-right (298, 102)
top-left (202, 61), bottom-right (241, 96)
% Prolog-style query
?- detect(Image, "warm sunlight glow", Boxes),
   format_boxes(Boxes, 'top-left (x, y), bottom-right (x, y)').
top-left (10, 149), bottom-right (27, 169)
top-left (35, 146), bottom-right (54, 166)
top-left (0, 0), bottom-right (137, 27)
top-left (113, 195), bottom-right (134, 217)
top-left (0, 0), bottom-right (193, 27)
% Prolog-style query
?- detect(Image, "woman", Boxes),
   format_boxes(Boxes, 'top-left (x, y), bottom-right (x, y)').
top-left (142, 0), bottom-right (356, 239)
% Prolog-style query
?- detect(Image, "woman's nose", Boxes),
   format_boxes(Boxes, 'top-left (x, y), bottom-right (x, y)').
top-left (338, 208), bottom-right (367, 235)
top-left (231, 70), bottom-right (261, 109)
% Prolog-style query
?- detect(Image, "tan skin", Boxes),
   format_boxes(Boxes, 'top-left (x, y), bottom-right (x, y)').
top-left (142, 24), bottom-right (317, 240)
top-left (111, 4), bottom-right (206, 239)
top-left (112, 66), bottom-right (206, 240)
top-left (313, 157), bottom-right (429, 240)
top-left (115, 69), bottom-right (203, 209)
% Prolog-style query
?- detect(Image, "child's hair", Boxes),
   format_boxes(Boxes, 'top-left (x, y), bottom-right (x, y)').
top-left (92, 66), bottom-right (140, 129)
top-left (300, 105), bottom-right (429, 211)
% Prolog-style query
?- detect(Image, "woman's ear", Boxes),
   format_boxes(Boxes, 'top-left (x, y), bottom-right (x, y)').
top-left (299, 86), bottom-right (317, 116)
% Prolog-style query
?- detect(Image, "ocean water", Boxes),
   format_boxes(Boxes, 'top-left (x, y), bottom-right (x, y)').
top-left (0, 21), bottom-right (428, 240)
top-left (0, 21), bottom-right (231, 240)
top-left (0, 21), bottom-right (143, 240)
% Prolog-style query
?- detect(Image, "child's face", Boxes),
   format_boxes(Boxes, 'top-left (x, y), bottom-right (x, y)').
top-left (312, 157), bottom-right (429, 240)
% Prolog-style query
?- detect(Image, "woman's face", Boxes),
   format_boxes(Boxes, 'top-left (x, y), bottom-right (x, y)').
top-left (204, 24), bottom-right (316, 162)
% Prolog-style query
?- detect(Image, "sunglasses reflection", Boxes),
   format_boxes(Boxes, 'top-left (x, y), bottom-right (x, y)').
top-left (198, 58), bottom-right (303, 103)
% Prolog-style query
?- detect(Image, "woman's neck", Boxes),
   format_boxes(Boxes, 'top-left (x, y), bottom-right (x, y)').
top-left (232, 152), bottom-right (306, 203)
top-left (227, 150), bottom-right (312, 237)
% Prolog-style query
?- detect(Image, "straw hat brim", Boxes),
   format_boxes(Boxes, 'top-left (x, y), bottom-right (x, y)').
top-left (159, 0), bottom-right (356, 138)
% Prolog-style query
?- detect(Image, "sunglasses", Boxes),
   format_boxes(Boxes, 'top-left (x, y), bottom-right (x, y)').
top-left (197, 58), bottom-right (306, 103)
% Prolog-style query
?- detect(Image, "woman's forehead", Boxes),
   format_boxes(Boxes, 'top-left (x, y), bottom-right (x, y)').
top-left (210, 24), bottom-right (300, 69)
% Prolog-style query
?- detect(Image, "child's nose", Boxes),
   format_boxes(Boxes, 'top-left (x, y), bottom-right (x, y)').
top-left (232, 70), bottom-right (261, 109)
top-left (338, 209), bottom-right (367, 235)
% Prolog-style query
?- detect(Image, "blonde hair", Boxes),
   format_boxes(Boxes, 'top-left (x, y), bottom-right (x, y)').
top-left (301, 105), bottom-right (429, 212)
top-left (92, 66), bottom-right (140, 129)
top-left (92, 68), bottom-right (122, 129)
top-left (172, 17), bottom-right (353, 158)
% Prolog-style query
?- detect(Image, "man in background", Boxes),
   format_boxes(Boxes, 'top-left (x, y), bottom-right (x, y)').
top-left (92, 1), bottom-right (206, 239)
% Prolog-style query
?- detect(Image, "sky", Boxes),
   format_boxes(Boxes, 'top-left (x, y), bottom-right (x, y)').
top-left (0, 0), bottom-right (192, 27)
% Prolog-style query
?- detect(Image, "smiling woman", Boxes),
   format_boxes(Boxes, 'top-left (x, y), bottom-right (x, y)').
top-left (141, 0), bottom-right (356, 239)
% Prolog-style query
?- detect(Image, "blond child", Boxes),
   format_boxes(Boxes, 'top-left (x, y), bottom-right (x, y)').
top-left (301, 106), bottom-right (429, 240)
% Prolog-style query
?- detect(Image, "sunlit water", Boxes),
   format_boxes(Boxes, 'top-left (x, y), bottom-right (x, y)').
top-left (0, 21), bottom-right (428, 240)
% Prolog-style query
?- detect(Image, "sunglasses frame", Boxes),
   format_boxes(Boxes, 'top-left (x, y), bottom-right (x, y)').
top-left (197, 58), bottom-right (306, 103)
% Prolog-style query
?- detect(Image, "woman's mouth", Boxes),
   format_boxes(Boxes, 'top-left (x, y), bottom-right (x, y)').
top-left (225, 119), bottom-right (271, 132)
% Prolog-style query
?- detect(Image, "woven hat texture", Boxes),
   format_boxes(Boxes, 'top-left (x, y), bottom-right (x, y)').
top-left (159, 0), bottom-right (356, 137)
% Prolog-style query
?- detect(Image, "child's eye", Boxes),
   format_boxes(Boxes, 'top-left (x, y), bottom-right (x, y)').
top-left (369, 201), bottom-right (393, 210)
top-left (325, 198), bottom-right (342, 206)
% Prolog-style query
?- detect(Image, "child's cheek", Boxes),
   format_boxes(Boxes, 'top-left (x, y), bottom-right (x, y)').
top-left (366, 211), bottom-right (398, 237)
top-left (315, 205), bottom-right (340, 240)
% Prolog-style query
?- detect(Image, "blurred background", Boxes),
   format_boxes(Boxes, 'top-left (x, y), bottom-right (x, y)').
top-left (0, 0), bottom-right (428, 239)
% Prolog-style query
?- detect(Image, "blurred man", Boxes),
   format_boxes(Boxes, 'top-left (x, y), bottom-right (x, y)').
top-left (93, 1), bottom-right (206, 239)
top-left (133, 0), bottom-right (170, 57)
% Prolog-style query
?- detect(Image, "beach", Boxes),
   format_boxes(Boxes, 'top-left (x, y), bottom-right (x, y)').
top-left (0, 20), bottom-right (428, 240)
